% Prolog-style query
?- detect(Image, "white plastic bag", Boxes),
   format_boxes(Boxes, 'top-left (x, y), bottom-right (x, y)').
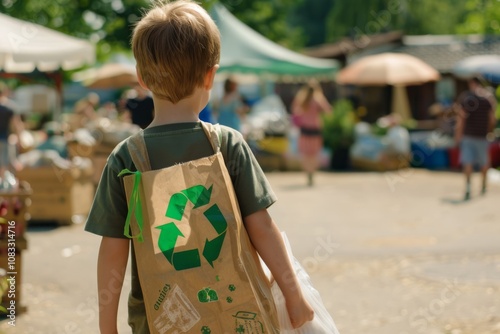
top-left (263, 232), bottom-right (340, 333)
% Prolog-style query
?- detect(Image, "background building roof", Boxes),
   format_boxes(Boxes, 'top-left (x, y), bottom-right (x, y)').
top-left (394, 35), bottom-right (500, 73)
top-left (305, 32), bottom-right (500, 74)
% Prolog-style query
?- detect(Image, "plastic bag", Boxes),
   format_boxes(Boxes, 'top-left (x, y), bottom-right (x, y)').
top-left (263, 232), bottom-right (340, 334)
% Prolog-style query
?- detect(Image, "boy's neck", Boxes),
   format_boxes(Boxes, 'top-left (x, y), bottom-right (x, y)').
top-left (148, 88), bottom-right (207, 127)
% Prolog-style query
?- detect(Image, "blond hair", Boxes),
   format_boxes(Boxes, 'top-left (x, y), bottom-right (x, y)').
top-left (295, 80), bottom-right (323, 111)
top-left (132, 0), bottom-right (220, 103)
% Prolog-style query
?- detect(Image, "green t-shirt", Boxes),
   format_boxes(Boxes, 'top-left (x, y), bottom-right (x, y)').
top-left (84, 122), bottom-right (276, 333)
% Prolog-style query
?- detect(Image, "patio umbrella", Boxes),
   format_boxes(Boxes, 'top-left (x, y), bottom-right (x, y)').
top-left (337, 53), bottom-right (440, 121)
top-left (452, 55), bottom-right (500, 84)
top-left (336, 53), bottom-right (441, 86)
top-left (73, 63), bottom-right (138, 89)
top-left (391, 84), bottom-right (412, 122)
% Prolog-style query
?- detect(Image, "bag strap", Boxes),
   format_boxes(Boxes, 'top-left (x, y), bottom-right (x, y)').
top-left (201, 121), bottom-right (222, 153)
top-left (127, 130), bottom-right (152, 172)
top-left (127, 122), bottom-right (221, 172)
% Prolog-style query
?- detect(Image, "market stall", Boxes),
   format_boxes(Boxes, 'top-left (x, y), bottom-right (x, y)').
top-left (0, 12), bottom-right (95, 120)
top-left (335, 52), bottom-right (441, 171)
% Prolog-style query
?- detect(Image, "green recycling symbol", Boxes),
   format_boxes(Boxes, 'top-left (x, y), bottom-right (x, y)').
top-left (157, 185), bottom-right (227, 271)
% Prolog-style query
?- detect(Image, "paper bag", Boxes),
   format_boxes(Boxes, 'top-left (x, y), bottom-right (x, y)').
top-left (121, 122), bottom-right (279, 334)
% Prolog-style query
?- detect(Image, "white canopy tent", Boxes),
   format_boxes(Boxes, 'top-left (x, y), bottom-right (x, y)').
top-left (0, 12), bottom-right (95, 73)
top-left (0, 13), bottom-right (95, 120)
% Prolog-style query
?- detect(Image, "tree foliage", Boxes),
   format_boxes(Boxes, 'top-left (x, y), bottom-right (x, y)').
top-left (0, 0), bottom-right (150, 60)
top-left (289, 0), bottom-right (334, 47)
top-left (400, 0), bottom-right (468, 35)
top-left (0, 0), bottom-right (498, 63)
top-left (327, 0), bottom-right (393, 42)
top-left (215, 0), bottom-right (304, 49)
top-left (326, 0), bottom-right (499, 40)
top-left (456, 0), bottom-right (500, 34)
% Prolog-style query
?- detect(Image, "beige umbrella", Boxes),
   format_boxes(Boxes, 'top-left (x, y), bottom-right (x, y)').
top-left (337, 53), bottom-right (440, 121)
top-left (336, 52), bottom-right (440, 86)
top-left (73, 63), bottom-right (138, 89)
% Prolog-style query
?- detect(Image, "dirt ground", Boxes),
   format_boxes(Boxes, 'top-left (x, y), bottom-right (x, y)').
top-left (1, 169), bottom-right (499, 334)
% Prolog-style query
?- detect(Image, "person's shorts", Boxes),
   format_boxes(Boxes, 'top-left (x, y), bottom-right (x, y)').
top-left (460, 136), bottom-right (489, 168)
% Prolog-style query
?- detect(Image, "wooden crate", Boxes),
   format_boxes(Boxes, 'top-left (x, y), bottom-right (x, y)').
top-left (28, 181), bottom-right (94, 224)
top-left (351, 154), bottom-right (410, 172)
top-left (17, 167), bottom-right (94, 225)
top-left (67, 141), bottom-right (95, 158)
top-left (17, 165), bottom-right (92, 186)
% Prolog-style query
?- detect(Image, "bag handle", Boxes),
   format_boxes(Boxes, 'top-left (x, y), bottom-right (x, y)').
top-left (127, 122), bottom-right (221, 173)
top-left (128, 130), bottom-right (152, 172)
top-left (201, 121), bottom-right (222, 153)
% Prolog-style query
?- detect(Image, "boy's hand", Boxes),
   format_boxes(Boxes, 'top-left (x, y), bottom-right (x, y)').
top-left (286, 294), bottom-right (314, 328)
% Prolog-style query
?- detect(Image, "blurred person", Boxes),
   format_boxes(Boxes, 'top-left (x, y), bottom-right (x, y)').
top-left (0, 82), bottom-right (24, 174)
top-left (97, 101), bottom-right (119, 120)
top-left (213, 77), bottom-right (248, 132)
top-left (292, 80), bottom-right (332, 186)
top-left (454, 77), bottom-right (497, 200)
top-left (73, 92), bottom-right (100, 127)
top-left (35, 121), bottom-right (68, 159)
top-left (125, 85), bottom-right (154, 129)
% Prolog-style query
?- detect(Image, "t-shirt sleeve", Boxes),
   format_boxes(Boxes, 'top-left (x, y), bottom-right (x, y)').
top-left (84, 150), bottom-right (130, 238)
top-left (222, 127), bottom-right (277, 217)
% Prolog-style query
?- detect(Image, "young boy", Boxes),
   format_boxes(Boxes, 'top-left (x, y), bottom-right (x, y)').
top-left (85, 1), bottom-right (313, 333)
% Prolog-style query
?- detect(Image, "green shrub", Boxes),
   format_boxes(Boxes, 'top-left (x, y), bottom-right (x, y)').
top-left (322, 99), bottom-right (356, 150)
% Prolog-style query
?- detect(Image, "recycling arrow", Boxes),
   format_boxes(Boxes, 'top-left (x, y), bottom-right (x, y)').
top-left (202, 204), bottom-right (227, 267)
top-left (157, 185), bottom-right (227, 270)
top-left (156, 223), bottom-right (201, 270)
top-left (166, 185), bottom-right (212, 220)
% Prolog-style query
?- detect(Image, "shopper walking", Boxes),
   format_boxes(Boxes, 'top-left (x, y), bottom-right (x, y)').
top-left (454, 77), bottom-right (497, 200)
top-left (292, 81), bottom-right (332, 186)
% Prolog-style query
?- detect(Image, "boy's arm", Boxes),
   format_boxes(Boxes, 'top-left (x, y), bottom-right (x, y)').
top-left (244, 209), bottom-right (314, 329)
top-left (97, 236), bottom-right (130, 334)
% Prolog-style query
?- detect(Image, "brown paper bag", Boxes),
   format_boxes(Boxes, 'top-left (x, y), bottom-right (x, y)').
top-left (121, 122), bottom-right (279, 334)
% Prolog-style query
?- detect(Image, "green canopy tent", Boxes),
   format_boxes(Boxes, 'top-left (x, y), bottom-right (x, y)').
top-left (211, 4), bottom-right (339, 78)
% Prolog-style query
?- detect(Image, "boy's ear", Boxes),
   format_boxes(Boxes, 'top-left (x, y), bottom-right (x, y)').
top-left (136, 67), bottom-right (149, 90)
top-left (204, 65), bottom-right (219, 90)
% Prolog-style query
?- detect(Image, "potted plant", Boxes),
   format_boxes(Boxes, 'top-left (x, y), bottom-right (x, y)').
top-left (322, 99), bottom-right (356, 170)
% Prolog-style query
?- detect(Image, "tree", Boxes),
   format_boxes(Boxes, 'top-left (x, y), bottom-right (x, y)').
top-left (289, 0), bottom-right (334, 47)
top-left (401, 0), bottom-right (468, 35)
top-left (326, 0), bottom-right (393, 42)
top-left (0, 0), bottom-right (150, 61)
top-left (215, 0), bottom-right (305, 50)
top-left (456, 0), bottom-right (500, 34)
